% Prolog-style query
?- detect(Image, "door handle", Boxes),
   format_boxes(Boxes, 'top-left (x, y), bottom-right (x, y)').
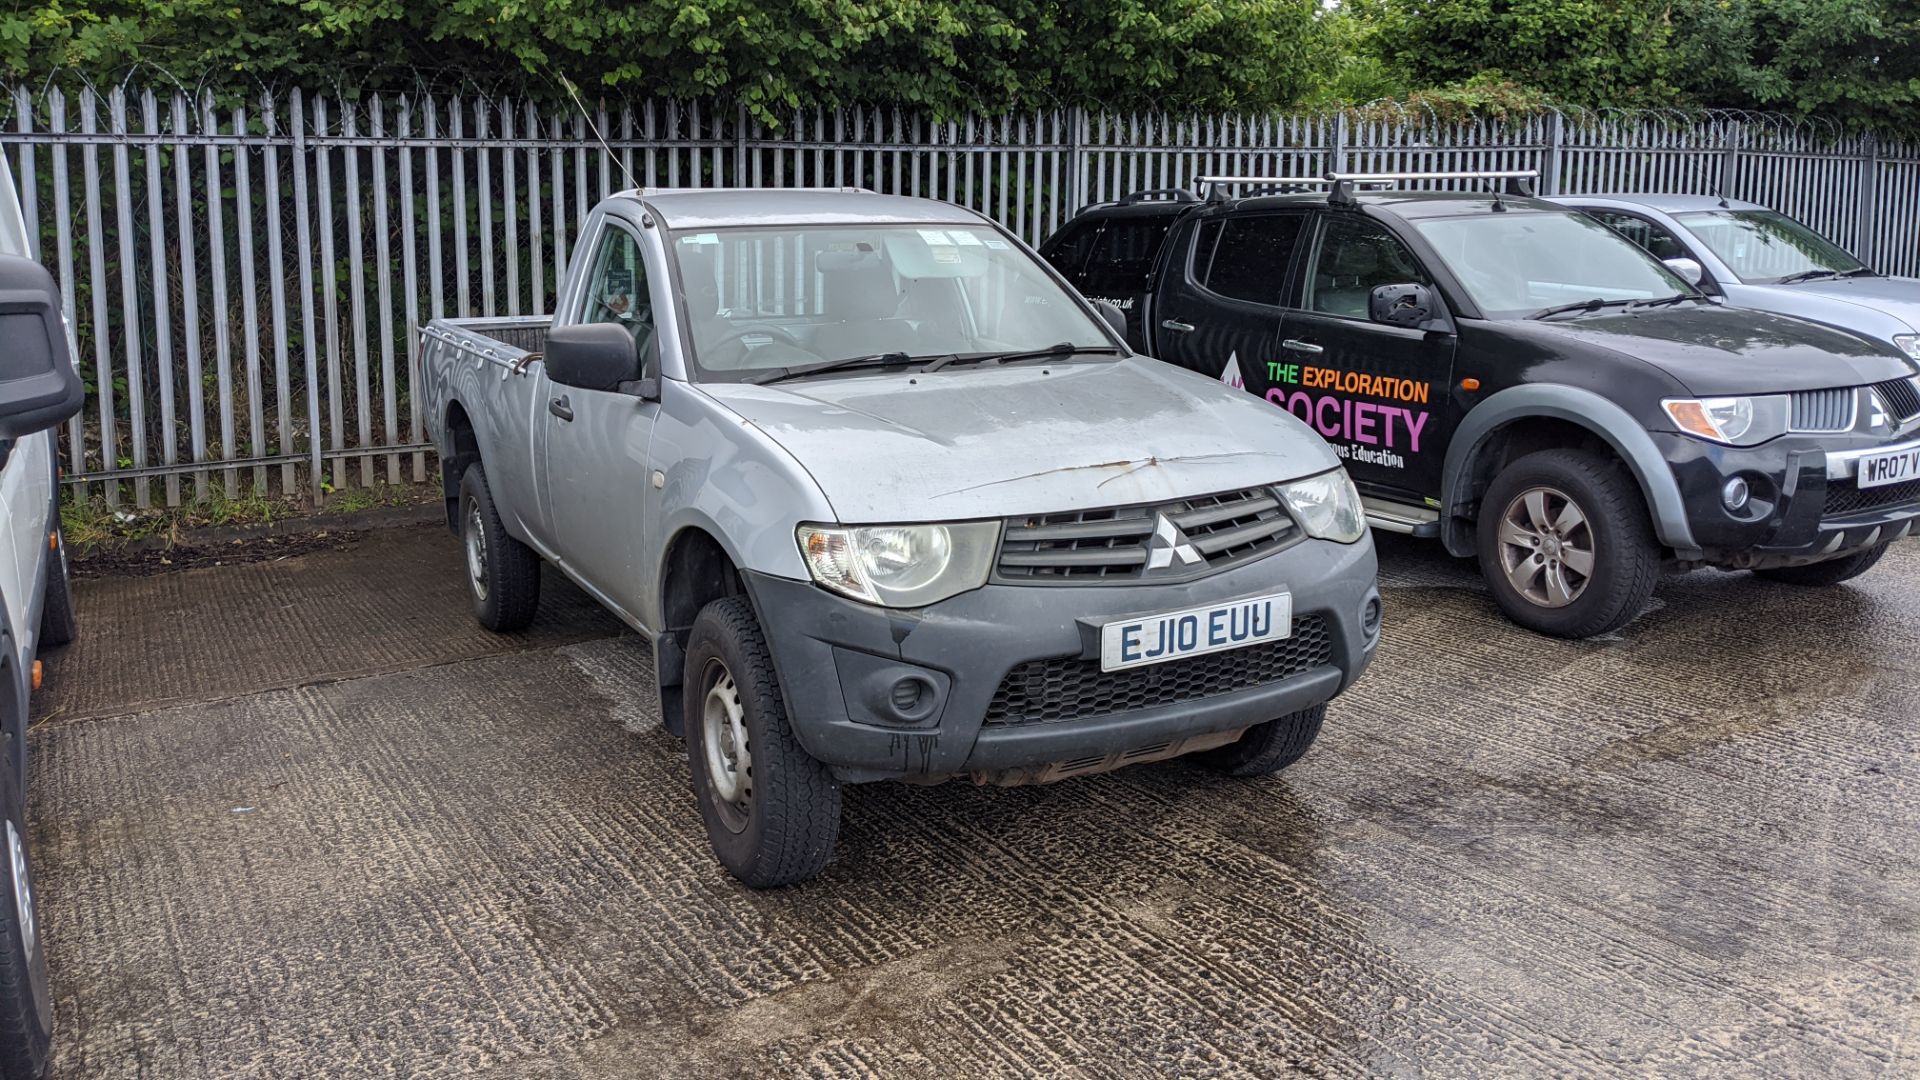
top-left (1160, 319), bottom-right (1196, 333)
top-left (548, 395), bottom-right (574, 422)
top-left (1281, 338), bottom-right (1324, 354)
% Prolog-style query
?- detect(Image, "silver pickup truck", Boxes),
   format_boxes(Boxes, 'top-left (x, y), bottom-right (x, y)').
top-left (421, 188), bottom-right (1382, 887)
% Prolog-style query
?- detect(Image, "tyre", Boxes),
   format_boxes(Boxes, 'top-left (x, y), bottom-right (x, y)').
top-left (1754, 543), bottom-right (1889, 587)
top-left (459, 464), bottom-right (540, 632)
top-left (683, 596), bottom-right (840, 888)
top-left (1476, 448), bottom-right (1660, 639)
top-left (37, 526), bottom-right (75, 649)
top-left (1194, 703), bottom-right (1326, 777)
top-left (0, 763), bottom-right (51, 1080)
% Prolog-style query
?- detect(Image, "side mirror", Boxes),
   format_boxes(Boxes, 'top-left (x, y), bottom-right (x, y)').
top-left (546, 323), bottom-right (642, 392)
top-left (0, 256), bottom-right (82, 441)
top-left (1092, 299), bottom-right (1129, 341)
top-left (1663, 257), bottom-right (1706, 287)
top-left (1369, 283), bottom-right (1434, 329)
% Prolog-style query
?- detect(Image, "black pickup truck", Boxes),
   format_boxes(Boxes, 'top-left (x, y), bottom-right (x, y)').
top-left (1041, 171), bottom-right (1920, 638)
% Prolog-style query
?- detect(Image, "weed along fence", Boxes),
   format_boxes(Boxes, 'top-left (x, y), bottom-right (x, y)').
top-left (3, 86), bottom-right (1916, 509)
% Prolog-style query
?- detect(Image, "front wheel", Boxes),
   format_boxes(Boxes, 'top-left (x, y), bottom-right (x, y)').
top-left (1754, 543), bottom-right (1889, 587)
top-left (0, 765), bottom-right (51, 1080)
top-left (1193, 704), bottom-right (1325, 777)
top-left (1476, 448), bottom-right (1660, 639)
top-left (683, 596), bottom-right (840, 888)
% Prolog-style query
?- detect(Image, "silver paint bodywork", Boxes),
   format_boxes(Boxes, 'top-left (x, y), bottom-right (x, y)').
top-left (1552, 194), bottom-right (1920, 349)
top-left (421, 188), bottom-right (1345, 639)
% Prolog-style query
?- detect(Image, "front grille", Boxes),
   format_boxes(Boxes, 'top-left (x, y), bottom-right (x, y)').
top-left (1790, 388), bottom-right (1855, 433)
top-left (996, 486), bottom-right (1298, 584)
top-left (983, 614), bottom-right (1333, 726)
top-left (1872, 377), bottom-right (1920, 423)
top-left (1826, 476), bottom-right (1920, 518)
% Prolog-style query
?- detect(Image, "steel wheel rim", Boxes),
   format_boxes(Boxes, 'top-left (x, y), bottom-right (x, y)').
top-left (1496, 485), bottom-right (1595, 609)
top-left (465, 503), bottom-right (489, 602)
top-left (701, 660), bottom-right (753, 831)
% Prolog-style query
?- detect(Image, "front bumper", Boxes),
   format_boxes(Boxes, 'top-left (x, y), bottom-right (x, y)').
top-left (1659, 430), bottom-right (1920, 567)
top-left (740, 536), bottom-right (1380, 783)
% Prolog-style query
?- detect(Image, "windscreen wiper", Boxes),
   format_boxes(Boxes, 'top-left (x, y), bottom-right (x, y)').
top-left (1777, 268), bottom-right (1842, 284)
top-left (1626, 294), bottom-right (1700, 311)
top-left (1527, 298), bottom-right (1635, 320)
top-left (746, 352), bottom-right (921, 385)
top-left (921, 342), bottom-right (1121, 372)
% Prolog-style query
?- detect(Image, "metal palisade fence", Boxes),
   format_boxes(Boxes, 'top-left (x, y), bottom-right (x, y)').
top-left (2, 86), bottom-right (1916, 507)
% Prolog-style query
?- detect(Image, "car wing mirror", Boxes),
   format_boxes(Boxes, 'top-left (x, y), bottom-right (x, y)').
top-left (546, 323), bottom-right (642, 392)
top-left (1091, 299), bottom-right (1129, 341)
top-left (0, 256), bottom-right (83, 442)
top-left (1663, 257), bottom-right (1706, 287)
top-left (1368, 283), bottom-right (1435, 329)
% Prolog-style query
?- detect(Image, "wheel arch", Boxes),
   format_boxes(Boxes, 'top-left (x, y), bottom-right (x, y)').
top-left (653, 524), bottom-right (750, 738)
top-left (1442, 385), bottom-right (1701, 559)
top-left (439, 400), bottom-right (481, 532)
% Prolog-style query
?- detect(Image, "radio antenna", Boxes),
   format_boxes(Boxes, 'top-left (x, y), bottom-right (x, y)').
top-left (551, 70), bottom-right (639, 190)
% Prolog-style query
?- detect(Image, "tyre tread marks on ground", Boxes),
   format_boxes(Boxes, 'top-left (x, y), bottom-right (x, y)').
top-left (696, 596), bottom-right (840, 887)
top-left (462, 463), bottom-right (540, 633)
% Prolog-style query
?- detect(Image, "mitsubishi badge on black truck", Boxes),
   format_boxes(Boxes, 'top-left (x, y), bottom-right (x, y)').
top-left (422, 187), bottom-right (1382, 887)
top-left (1042, 170), bottom-right (1920, 639)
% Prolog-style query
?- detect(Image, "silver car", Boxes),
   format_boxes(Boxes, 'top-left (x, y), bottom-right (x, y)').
top-left (420, 188), bottom-right (1382, 887)
top-left (1552, 194), bottom-right (1920, 364)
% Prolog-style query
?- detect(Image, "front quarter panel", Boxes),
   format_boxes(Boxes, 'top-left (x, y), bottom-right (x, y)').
top-left (641, 379), bottom-right (836, 628)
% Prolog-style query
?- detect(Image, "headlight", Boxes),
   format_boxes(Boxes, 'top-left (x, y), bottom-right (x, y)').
top-left (796, 521), bottom-right (999, 607)
top-left (1662, 395), bottom-right (1790, 446)
top-left (1277, 468), bottom-right (1367, 544)
top-left (1894, 334), bottom-right (1920, 362)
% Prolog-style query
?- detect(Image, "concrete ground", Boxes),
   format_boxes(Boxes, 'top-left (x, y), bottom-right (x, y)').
top-left (26, 526), bottom-right (1920, 1078)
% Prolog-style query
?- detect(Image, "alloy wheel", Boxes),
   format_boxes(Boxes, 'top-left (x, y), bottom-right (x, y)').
top-left (1495, 486), bottom-right (1595, 608)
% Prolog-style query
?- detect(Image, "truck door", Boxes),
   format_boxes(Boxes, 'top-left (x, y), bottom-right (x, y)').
top-left (1148, 210), bottom-right (1308, 382)
top-left (535, 218), bottom-right (661, 620)
top-left (1273, 212), bottom-right (1456, 503)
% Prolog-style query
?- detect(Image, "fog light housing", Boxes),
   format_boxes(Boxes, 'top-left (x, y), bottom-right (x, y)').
top-left (1360, 594), bottom-right (1383, 639)
top-left (1722, 476), bottom-right (1751, 512)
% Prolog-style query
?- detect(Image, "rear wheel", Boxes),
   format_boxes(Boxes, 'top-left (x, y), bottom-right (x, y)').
top-left (37, 526), bottom-right (75, 649)
top-left (683, 596), bottom-right (840, 888)
top-left (459, 464), bottom-right (540, 632)
top-left (1194, 704), bottom-right (1326, 777)
top-left (1477, 448), bottom-right (1660, 639)
top-left (0, 761), bottom-right (51, 1080)
top-left (1754, 543), bottom-right (1889, 587)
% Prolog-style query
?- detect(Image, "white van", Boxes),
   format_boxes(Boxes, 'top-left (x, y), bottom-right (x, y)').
top-left (0, 152), bottom-right (87, 1080)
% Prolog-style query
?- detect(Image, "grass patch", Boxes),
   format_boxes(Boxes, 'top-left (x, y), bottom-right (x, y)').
top-left (61, 482), bottom-right (435, 553)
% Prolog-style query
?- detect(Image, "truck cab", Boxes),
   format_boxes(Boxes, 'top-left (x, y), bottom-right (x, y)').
top-left (1042, 171), bottom-right (1920, 638)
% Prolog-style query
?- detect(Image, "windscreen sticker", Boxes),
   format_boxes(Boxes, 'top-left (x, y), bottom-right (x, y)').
top-left (680, 233), bottom-right (719, 246)
top-left (931, 246), bottom-right (962, 264)
top-left (949, 231), bottom-right (984, 247)
top-left (917, 229), bottom-right (953, 245)
top-left (983, 238), bottom-right (1010, 250)
top-left (1261, 360), bottom-right (1433, 470)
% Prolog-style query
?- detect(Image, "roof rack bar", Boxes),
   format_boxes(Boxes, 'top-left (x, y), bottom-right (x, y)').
top-left (1326, 169), bottom-right (1539, 182)
top-left (1117, 187), bottom-right (1201, 206)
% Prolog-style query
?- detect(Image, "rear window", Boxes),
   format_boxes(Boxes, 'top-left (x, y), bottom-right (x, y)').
top-left (1081, 217), bottom-right (1174, 297)
top-left (1196, 214), bottom-right (1305, 305)
top-left (1041, 218), bottom-right (1102, 280)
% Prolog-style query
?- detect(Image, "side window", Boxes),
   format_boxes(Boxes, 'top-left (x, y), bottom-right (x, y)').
top-left (1590, 210), bottom-right (1688, 261)
top-left (582, 224), bottom-right (657, 369)
top-left (1081, 217), bottom-right (1174, 297)
top-left (1305, 215), bottom-right (1430, 319)
top-left (1195, 213), bottom-right (1305, 305)
top-left (1042, 219), bottom-right (1102, 284)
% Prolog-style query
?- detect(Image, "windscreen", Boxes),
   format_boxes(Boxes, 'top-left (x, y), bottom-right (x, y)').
top-left (669, 223), bottom-right (1112, 380)
top-left (1673, 209), bottom-right (1866, 283)
top-left (1414, 211), bottom-right (1692, 318)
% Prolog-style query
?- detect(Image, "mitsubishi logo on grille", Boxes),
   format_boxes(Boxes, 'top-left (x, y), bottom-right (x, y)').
top-left (1869, 389), bottom-right (1892, 432)
top-left (1146, 514), bottom-right (1203, 571)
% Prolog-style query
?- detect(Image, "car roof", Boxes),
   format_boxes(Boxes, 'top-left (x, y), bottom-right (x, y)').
top-left (1069, 188), bottom-right (1575, 223)
top-left (619, 188), bottom-right (989, 230)
top-left (1548, 192), bottom-right (1770, 214)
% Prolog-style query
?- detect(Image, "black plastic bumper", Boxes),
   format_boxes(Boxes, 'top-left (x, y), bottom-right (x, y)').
top-left (740, 536), bottom-right (1380, 783)
top-left (1659, 432), bottom-right (1920, 567)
